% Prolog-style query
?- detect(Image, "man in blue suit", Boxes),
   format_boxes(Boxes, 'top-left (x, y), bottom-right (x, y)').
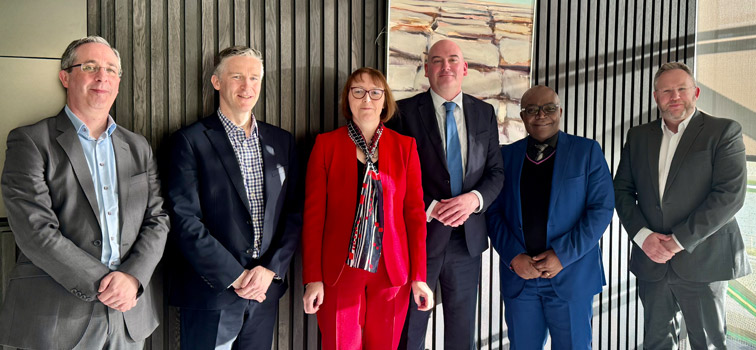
top-left (485, 85), bottom-right (614, 349)
top-left (165, 46), bottom-right (301, 350)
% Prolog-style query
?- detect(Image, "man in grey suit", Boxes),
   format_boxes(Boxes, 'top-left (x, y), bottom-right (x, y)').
top-left (615, 62), bottom-right (751, 349)
top-left (0, 36), bottom-right (169, 349)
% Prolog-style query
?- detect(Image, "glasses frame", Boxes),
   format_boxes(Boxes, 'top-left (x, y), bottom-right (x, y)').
top-left (350, 87), bottom-right (385, 100)
top-left (66, 63), bottom-right (122, 78)
top-left (521, 103), bottom-right (560, 116)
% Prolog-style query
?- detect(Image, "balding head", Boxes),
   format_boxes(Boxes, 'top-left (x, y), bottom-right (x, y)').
top-left (425, 39), bottom-right (468, 101)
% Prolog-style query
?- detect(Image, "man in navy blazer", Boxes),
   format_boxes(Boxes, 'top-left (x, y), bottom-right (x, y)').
top-left (165, 46), bottom-right (301, 350)
top-left (486, 85), bottom-right (614, 348)
top-left (388, 39), bottom-right (505, 349)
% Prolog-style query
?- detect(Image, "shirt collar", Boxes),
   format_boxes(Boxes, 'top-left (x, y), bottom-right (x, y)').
top-left (218, 108), bottom-right (258, 140)
top-left (661, 108), bottom-right (696, 135)
top-left (64, 105), bottom-right (117, 139)
top-left (429, 88), bottom-right (464, 113)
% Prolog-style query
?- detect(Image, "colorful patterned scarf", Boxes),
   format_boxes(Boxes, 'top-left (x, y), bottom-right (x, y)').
top-left (345, 121), bottom-right (384, 273)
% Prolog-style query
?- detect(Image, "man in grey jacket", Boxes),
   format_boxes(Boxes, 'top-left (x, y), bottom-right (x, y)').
top-left (0, 36), bottom-right (169, 350)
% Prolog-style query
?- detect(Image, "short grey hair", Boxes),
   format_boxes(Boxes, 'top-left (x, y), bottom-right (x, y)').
top-left (213, 46), bottom-right (264, 77)
top-left (60, 36), bottom-right (122, 75)
top-left (653, 62), bottom-right (695, 90)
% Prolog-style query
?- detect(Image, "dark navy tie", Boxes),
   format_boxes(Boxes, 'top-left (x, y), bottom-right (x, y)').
top-left (444, 101), bottom-right (463, 196)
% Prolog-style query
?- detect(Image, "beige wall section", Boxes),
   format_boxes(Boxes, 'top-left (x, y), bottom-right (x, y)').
top-left (0, 0), bottom-right (86, 58)
top-left (0, 0), bottom-right (86, 217)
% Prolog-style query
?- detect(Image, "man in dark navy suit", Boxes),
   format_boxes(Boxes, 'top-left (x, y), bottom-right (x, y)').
top-left (165, 46), bottom-right (301, 350)
top-left (389, 39), bottom-right (505, 350)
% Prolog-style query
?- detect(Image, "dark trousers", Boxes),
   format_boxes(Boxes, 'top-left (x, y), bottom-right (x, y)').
top-left (399, 229), bottom-right (481, 350)
top-left (638, 268), bottom-right (727, 350)
top-left (179, 286), bottom-right (281, 350)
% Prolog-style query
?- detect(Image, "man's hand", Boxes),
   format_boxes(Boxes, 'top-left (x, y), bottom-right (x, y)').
top-left (533, 249), bottom-right (563, 279)
top-left (303, 282), bottom-right (324, 314)
top-left (411, 281), bottom-right (435, 311)
top-left (641, 233), bottom-right (676, 263)
top-left (660, 237), bottom-right (683, 254)
top-left (433, 193), bottom-right (480, 227)
top-left (98, 271), bottom-right (139, 312)
top-left (510, 254), bottom-right (541, 280)
top-left (234, 266), bottom-right (275, 302)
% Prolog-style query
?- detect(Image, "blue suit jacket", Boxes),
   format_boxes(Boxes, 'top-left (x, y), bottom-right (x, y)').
top-left (486, 132), bottom-right (614, 301)
top-left (165, 113), bottom-right (302, 310)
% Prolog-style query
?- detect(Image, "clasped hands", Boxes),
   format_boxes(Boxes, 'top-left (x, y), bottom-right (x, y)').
top-left (510, 250), bottom-right (563, 280)
top-left (231, 265), bottom-right (276, 303)
top-left (430, 192), bottom-right (479, 227)
top-left (97, 271), bottom-right (139, 312)
top-left (642, 232), bottom-right (682, 264)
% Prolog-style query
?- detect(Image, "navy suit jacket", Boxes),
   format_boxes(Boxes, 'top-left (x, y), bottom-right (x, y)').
top-left (388, 90), bottom-right (505, 258)
top-left (165, 113), bottom-right (302, 309)
top-left (486, 132), bottom-right (614, 301)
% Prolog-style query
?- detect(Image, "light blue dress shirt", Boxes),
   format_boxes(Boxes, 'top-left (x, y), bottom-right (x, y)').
top-left (65, 105), bottom-right (121, 270)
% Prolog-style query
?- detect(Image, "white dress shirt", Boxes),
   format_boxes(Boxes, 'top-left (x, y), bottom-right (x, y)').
top-left (633, 110), bottom-right (696, 250)
top-left (425, 89), bottom-right (484, 221)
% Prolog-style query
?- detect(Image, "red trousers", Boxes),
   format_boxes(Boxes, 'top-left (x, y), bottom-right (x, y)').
top-left (317, 261), bottom-right (411, 350)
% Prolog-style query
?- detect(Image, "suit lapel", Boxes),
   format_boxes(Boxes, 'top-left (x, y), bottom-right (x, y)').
top-left (663, 111), bottom-right (704, 201)
top-left (547, 132), bottom-right (570, 223)
top-left (112, 130), bottom-right (132, 233)
top-left (511, 140), bottom-right (527, 234)
top-left (462, 94), bottom-right (477, 181)
top-left (417, 91), bottom-right (448, 170)
top-left (647, 120), bottom-right (663, 203)
top-left (55, 112), bottom-right (100, 220)
top-left (258, 122), bottom-right (281, 240)
top-left (204, 115), bottom-right (251, 214)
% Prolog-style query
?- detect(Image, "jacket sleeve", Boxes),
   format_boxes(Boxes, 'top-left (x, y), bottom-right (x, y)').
top-left (484, 148), bottom-right (526, 268)
top-left (165, 131), bottom-right (245, 291)
top-left (2, 127), bottom-right (111, 301)
top-left (301, 135), bottom-right (328, 284)
top-left (550, 141), bottom-right (614, 267)
top-left (472, 103), bottom-right (505, 212)
top-left (613, 128), bottom-right (651, 239)
top-left (404, 139), bottom-right (427, 282)
top-left (260, 132), bottom-right (303, 278)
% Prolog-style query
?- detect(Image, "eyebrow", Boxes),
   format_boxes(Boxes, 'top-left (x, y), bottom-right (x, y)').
top-left (430, 54), bottom-right (460, 60)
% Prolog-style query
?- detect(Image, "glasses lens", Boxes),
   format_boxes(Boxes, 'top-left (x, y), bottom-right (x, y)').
top-left (351, 88), bottom-right (366, 99)
top-left (369, 90), bottom-right (384, 99)
top-left (524, 106), bottom-right (540, 115)
top-left (81, 63), bottom-right (98, 73)
top-left (543, 104), bottom-right (558, 113)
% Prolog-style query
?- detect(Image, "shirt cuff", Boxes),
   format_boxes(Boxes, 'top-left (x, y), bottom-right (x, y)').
top-left (670, 234), bottom-right (684, 251)
top-left (426, 200), bottom-right (439, 222)
top-left (633, 227), bottom-right (654, 247)
top-left (471, 190), bottom-right (484, 213)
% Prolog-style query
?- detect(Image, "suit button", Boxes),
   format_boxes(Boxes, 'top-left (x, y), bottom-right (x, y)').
top-left (246, 220), bottom-right (252, 225)
top-left (656, 205), bottom-right (661, 210)
top-left (246, 248), bottom-right (254, 254)
top-left (93, 240), bottom-right (102, 247)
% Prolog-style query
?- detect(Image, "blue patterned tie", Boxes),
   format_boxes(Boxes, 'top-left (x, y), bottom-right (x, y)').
top-left (444, 101), bottom-right (463, 196)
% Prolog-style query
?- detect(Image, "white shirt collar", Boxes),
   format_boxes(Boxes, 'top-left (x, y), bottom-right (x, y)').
top-left (429, 88), bottom-right (464, 112)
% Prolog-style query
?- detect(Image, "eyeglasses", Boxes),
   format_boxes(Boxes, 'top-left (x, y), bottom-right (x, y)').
top-left (350, 87), bottom-right (384, 100)
top-left (521, 103), bottom-right (560, 116)
top-left (66, 63), bottom-right (122, 77)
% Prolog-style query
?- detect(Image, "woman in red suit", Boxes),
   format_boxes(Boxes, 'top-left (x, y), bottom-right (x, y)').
top-left (302, 67), bottom-right (433, 349)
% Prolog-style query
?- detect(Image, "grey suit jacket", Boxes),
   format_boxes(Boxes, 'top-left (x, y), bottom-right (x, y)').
top-left (0, 110), bottom-right (169, 349)
top-left (614, 110), bottom-right (751, 283)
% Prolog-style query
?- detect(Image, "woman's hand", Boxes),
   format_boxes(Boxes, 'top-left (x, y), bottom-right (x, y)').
top-left (411, 281), bottom-right (434, 311)
top-left (303, 282), bottom-right (325, 314)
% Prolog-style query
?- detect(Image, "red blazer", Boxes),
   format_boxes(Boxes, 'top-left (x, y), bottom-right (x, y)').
top-left (302, 126), bottom-right (427, 287)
